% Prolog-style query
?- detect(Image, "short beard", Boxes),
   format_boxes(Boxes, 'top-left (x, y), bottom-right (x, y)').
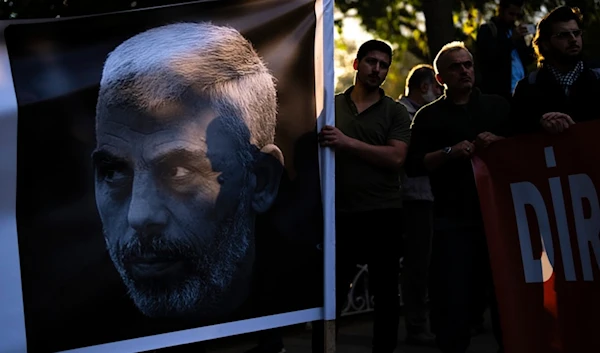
top-left (422, 87), bottom-right (438, 104)
top-left (105, 192), bottom-right (254, 320)
top-left (550, 46), bottom-right (583, 67)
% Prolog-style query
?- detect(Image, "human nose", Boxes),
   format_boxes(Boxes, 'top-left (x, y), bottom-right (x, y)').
top-left (127, 173), bottom-right (168, 234)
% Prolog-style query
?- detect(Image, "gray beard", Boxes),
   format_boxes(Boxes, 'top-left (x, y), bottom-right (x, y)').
top-left (105, 196), bottom-right (253, 320)
top-left (422, 88), bottom-right (438, 104)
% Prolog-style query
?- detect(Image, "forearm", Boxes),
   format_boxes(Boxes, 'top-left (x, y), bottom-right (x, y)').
top-left (423, 149), bottom-right (450, 171)
top-left (345, 138), bottom-right (405, 170)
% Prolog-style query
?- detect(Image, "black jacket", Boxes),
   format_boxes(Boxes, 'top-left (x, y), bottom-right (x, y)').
top-left (406, 89), bottom-right (511, 227)
top-left (509, 62), bottom-right (600, 136)
top-left (475, 17), bottom-right (535, 100)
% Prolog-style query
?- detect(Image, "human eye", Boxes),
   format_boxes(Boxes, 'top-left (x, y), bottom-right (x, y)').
top-left (96, 160), bottom-right (132, 187)
top-left (163, 166), bottom-right (194, 181)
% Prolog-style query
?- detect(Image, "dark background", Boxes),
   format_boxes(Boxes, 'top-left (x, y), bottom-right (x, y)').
top-left (4, 0), bottom-right (323, 351)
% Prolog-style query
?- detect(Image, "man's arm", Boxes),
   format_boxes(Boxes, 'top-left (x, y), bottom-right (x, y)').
top-left (319, 102), bottom-right (411, 171)
top-left (318, 126), bottom-right (407, 170)
top-left (344, 138), bottom-right (408, 170)
top-left (406, 107), bottom-right (477, 176)
top-left (405, 108), bottom-right (439, 176)
top-left (423, 141), bottom-right (475, 171)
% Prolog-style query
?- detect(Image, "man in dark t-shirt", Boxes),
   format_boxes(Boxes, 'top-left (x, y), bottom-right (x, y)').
top-left (314, 39), bottom-right (411, 353)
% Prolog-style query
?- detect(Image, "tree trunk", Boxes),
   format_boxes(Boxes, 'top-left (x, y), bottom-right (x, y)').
top-left (422, 0), bottom-right (455, 61)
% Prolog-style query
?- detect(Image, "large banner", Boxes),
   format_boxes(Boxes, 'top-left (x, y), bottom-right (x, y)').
top-left (0, 0), bottom-right (335, 352)
top-left (472, 120), bottom-right (600, 353)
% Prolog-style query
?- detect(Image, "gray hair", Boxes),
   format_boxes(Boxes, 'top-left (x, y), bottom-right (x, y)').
top-left (96, 22), bottom-right (278, 149)
top-left (433, 41), bottom-right (473, 75)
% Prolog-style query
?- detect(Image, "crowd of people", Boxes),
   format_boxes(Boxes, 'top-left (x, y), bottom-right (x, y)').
top-left (153, 2), bottom-right (598, 353)
top-left (315, 2), bottom-right (599, 353)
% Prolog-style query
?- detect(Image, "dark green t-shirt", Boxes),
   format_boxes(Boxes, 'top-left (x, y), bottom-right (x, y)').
top-left (335, 86), bottom-right (412, 213)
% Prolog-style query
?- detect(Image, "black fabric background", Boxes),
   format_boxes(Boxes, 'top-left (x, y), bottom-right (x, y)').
top-left (4, 0), bottom-right (323, 351)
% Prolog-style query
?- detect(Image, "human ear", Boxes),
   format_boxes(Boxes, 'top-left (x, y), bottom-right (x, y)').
top-left (250, 144), bottom-right (284, 213)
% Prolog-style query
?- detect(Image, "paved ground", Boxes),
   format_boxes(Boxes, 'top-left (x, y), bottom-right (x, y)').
top-left (200, 312), bottom-right (500, 353)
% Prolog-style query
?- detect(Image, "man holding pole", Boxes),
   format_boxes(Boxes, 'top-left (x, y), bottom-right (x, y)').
top-left (315, 39), bottom-right (411, 353)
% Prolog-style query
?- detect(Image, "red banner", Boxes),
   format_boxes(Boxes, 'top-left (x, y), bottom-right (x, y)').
top-left (472, 120), bottom-right (600, 353)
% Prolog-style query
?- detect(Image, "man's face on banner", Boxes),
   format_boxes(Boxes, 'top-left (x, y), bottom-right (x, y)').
top-left (92, 99), bottom-right (257, 320)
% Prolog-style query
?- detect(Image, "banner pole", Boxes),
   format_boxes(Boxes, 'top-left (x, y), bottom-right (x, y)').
top-left (324, 320), bottom-right (336, 353)
top-left (315, 0), bottom-right (335, 349)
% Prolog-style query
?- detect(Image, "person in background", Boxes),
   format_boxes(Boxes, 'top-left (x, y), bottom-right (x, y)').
top-left (397, 64), bottom-right (442, 346)
top-left (406, 41), bottom-right (509, 353)
top-left (510, 5), bottom-right (600, 136)
top-left (476, 0), bottom-right (535, 100)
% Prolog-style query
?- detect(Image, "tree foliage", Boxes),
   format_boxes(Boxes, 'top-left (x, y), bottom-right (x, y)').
top-left (3, 0), bottom-right (598, 62)
top-left (334, 0), bottom-right (599, 62)
top-left (3, 0), bottom-right (599, 94)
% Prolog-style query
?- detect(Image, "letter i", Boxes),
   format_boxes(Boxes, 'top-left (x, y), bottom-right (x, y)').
top-left (546, 147), bottom-right (576, 281)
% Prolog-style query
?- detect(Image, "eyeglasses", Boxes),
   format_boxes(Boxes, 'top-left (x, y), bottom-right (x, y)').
top-left (552, 29), bottom-right (583, 39)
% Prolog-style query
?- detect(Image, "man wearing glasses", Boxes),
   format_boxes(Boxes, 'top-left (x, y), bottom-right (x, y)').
top-left (510, 6), bottom-right (600, 135)
top-left (406, 41), bottom-right (510, 353)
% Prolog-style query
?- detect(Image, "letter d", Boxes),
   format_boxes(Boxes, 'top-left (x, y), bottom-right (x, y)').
top-left (511, 182), bottom-right (555, 283)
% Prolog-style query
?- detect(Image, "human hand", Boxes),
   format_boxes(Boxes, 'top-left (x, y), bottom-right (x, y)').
top-left (450, 140), bottom-right (476, 159)
top-left (512, 24), bottom-right (529, 39)
top-left (474, 131), bottom-right (504, 149)
top-left (318, 125), bottom-right (351, 149)
top-left (540, 112), bottom-right (575, 134)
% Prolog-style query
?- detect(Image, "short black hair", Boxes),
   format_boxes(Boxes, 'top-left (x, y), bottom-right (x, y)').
top-left (533, 6), bottom-right (583, 65)
top-left (356, 40), bottom-right (393, 63)
top-left (405, 64), bottom-right (436, 94)
top-left (499, 0), bottom-right (524, 9)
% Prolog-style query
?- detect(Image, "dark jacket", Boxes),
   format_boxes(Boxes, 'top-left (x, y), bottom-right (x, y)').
top-left (406, 89), bottom-right (510, 228)
top-left (509, 62), bottom-right (600, 136)
top-left (475, 17), bottom-right (534, 100)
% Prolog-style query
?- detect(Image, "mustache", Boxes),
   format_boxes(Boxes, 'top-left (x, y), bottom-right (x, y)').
top-left (117, 235), bottom-right (197, 263)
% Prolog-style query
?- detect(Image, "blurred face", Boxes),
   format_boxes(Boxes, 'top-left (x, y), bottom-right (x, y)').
top-left (422, 80), bottom-right (443, 103)
top-left (353, 50), bottom-right (391, 90)
top-left (546, 20), bottom-right (583, 64)
top-left (499, 4), bottom-right (523, 26)
top-left (437, 49), bottom-right (475, 92)
top-left (93, 100), bottom-right (258, 320)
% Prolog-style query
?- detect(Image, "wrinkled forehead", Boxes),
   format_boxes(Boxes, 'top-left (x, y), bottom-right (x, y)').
top-left (95, 98), bottom-right (254, 160)
top-left (96, 99), bottom-right (215, 135)
top-left (440, 49), bottom-right (471, 68)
